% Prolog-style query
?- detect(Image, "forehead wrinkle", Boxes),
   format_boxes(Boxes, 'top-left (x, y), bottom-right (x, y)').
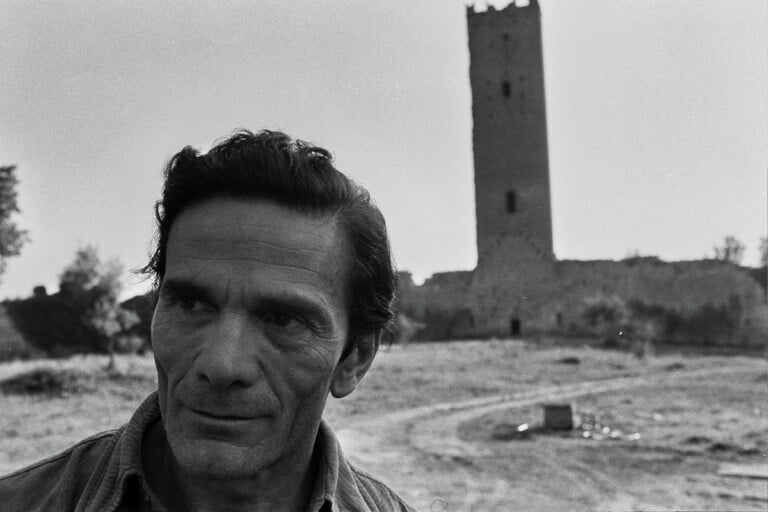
top-left (268, 273), bottom-right (343, 299)
top-left (180, 214), bottom-right (338, 242)
top-left (177, 238), bottom-right (329, 258)
top-left (208, 238), bottom-right (327, 254)
top-left (179, 234), bottom-right (337, 252)
top-left (173, 255), bottom-right (328, 281)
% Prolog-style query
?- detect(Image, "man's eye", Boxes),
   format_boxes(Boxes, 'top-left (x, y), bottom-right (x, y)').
top-left (178, 297), bottom-right (196, 309)
top-left (263, 312), bottom-right (299, 329)
top-left (176, 296), bottom-right (210, 313)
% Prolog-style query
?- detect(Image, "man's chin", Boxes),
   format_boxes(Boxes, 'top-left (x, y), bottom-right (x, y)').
top-left (169, 435), bottom-right (271, 480)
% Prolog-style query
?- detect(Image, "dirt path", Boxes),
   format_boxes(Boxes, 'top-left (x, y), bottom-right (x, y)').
top-left (335, 366), bottom-right (757, 510)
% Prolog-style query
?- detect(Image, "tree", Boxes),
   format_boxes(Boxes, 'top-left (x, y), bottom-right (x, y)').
top-left (581, 294), bottom-right (630, 344)
top-left (713, 236), bottom-right (745, 265)
top-left (0, 166), bottom-right (29, 280)
top-left (59, 246), bottom-right (139, 369)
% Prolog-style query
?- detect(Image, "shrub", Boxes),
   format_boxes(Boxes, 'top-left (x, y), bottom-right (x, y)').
top-left (3, 295), bottom-right (102, 356)
top-left (412, 307), bottom-right (475, 341)
top-left (627, 297), bottom-right (743, 345)
top-left (0, 368), bottom-right (94, 396)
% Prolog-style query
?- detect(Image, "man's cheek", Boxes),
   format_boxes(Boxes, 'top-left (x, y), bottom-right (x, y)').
top-left (152, 336), bottom-right (194, 386)
top-left (278, 357), bottom-right (335, 397)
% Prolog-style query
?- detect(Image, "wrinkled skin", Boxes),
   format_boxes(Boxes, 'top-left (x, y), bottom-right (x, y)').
top-left (145, 197), bottom-right (377, 510)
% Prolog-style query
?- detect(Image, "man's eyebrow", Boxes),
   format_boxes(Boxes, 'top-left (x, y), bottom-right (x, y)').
top-left (160, 278), bottom-right (336, 325)
top-left (256, 295), bottom-right (334, 325)
top-left (159, 278), bottom-right (215, 300)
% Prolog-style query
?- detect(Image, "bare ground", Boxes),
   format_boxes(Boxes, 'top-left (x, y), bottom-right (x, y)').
top-left (1, 340), bottom-right (766, 511)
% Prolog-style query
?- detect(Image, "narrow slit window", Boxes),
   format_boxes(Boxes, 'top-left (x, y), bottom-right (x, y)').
top-left (502, 80), bottom-right (511, 97)
top-left (506, 190), bottom-right (516, 213)
top-left (510, 318), bottom-right (521, 336)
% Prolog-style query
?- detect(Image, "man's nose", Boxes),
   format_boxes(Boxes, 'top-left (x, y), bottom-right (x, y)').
top-left (195, 313), bottom-right (262, 389)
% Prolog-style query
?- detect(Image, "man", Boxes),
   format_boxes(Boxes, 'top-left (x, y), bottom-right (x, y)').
top-left (0, 130), bottom-right (415, 511)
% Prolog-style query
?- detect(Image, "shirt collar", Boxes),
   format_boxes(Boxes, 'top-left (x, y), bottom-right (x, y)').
top-left (306, 420), bottom-right (341, 511)
top-left (86, 392), bottom-right (345, 512)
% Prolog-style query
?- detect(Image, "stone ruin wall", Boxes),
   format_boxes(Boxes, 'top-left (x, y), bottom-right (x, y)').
top-left (396, 271), bottom-right (476, 340)
top-left (551, 259), bottom-right (768, 347)
top-left (399, 259), bottom-right (767, 347)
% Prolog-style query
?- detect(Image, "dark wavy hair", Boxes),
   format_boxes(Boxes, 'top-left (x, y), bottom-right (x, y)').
top-left (141, 129), bottom-right (397, 340)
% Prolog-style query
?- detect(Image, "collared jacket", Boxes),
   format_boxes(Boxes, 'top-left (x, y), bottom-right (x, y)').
top-left (0, 392), bottom-right (415, 512)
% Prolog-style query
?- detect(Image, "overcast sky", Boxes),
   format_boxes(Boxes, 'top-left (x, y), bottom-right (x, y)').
top-left (1, 0), bottom-right (766, 300)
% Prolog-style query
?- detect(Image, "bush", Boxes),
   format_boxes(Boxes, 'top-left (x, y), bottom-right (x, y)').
top-left (410, 307), bottom-right (475, 341)
top-left (0, 368), bottom-right (95, 396)
top-left (627, 298), bottom-right (742, 345)
top-left (580, 294), bottom-right (630, 345)
top-left (120, 290), bottom-right (156, 347)
top-left (3, 295), bottom-right (103, 356)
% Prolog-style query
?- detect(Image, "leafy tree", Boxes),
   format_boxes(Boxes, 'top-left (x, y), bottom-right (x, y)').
top-left (0, 166), bottom-right (29, 280)
top-left (713, 236), bottom-right (745, 265)
top-left (59, 246), bottom-right (139, 369)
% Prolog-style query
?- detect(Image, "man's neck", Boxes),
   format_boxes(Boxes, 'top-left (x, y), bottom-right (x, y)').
top-left (141, 421), bottom-right (320, 512)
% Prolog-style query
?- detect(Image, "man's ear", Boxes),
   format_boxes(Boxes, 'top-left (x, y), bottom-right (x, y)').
top-left (330, 330), bottom-right (381, 399)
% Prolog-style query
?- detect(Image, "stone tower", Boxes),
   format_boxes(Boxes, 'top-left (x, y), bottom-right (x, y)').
top-left (467, 0), bottom-right (555, 336)
top-left (467, 0), bottom-right (553, 269)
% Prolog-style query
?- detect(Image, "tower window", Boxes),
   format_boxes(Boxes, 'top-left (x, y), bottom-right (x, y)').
top-left (510, 318), bottom-right (521, 336)
top-left (501, 80), bottom-right (510, 97)
top-left (506, 190), bottom-right (516, 213)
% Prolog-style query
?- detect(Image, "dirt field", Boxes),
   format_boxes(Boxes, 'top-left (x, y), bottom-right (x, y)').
top-left (1, 340), bottom-right (766, 511)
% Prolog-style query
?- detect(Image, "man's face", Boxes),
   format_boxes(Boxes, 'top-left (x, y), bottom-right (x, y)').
top-left (151, 197), bottom-right (360, 479)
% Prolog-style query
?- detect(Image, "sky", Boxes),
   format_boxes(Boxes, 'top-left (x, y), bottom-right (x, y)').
top-left (0, 0), bottom-right (766, 301)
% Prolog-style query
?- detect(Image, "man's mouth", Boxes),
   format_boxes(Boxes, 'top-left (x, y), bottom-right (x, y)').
top-left (188, 406), bottom-right (267, 421)
top-left (191, 408), bottom-right (252, 421)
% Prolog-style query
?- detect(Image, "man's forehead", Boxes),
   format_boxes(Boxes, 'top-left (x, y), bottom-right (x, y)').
top-left (165, 197), bottom-right (351, 287)
top-left (171, 198), bottom-right (341, 245)
top-left (175, 197), bottom-right (337, 235)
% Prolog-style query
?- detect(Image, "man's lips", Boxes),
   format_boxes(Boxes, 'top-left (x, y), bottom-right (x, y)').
top-left (178, 397), bottom-right (272, 420)
top-left (176, 391), bottom-right (276, 421)
top-left (189, 408), bottom-right (257, 421)
top-left (186, 406), bottom-right (270, 421)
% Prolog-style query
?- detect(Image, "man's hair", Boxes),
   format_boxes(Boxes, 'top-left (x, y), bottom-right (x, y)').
top-left (141, 129), bottom-right (397, 340)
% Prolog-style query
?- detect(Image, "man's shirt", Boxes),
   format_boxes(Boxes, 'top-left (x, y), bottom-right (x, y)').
top-left (0, 392), bottom-right (415, 512)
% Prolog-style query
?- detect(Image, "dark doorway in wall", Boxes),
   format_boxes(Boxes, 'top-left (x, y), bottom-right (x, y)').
top-left (510, 318), bottom-right (521, 336)
top-left (506, 190), bottom-right (516, 213)
top-left (502, 80), bottom-right (511, 97)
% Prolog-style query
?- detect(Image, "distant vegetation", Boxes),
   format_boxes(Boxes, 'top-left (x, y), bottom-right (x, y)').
top-left (712, 236), bottom-right (745, 265)
top-left (579, 293), bottom-right (747, 348)
top-left (2, 246), bottom-right (152, 365)
top-left (0, 165), bottom-right (28, 282)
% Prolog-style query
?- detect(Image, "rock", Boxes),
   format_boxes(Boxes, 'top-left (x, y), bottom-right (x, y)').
top-left (492, 422), bottom-right (532, 441)
top-left (543, 404), bottom-right (573, 430)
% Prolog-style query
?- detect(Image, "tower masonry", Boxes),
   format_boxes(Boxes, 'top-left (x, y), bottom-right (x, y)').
top-left (468, 0), bottom-right (554, 268)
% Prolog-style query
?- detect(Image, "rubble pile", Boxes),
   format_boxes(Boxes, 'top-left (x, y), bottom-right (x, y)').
top-left (576, 412), bottom-right (640, 441)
